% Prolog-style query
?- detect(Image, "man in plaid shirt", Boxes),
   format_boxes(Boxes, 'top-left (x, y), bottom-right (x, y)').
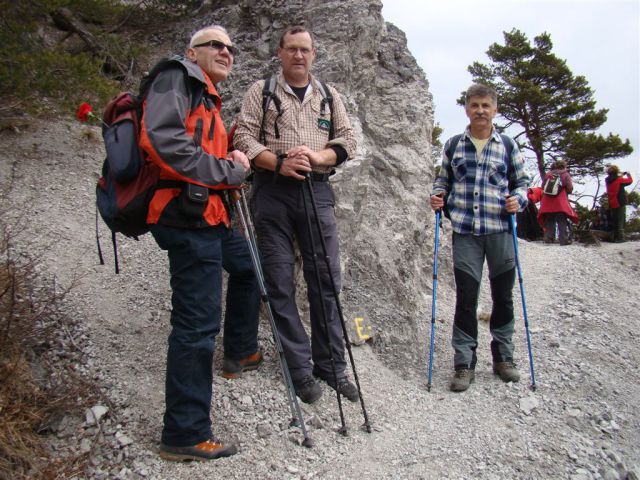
top-left (234, 26), bottom-right (358, 404)
top-left (430, 84), bottom-right (530, 392)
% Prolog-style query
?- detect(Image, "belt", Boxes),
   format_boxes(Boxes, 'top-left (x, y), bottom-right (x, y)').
top-left (253, 171), bottom-right (333, 184)
top-left (309, 172), bottom-right (331, 182)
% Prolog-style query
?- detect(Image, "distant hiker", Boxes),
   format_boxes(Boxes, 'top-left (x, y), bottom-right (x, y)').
top-left (430, 83), bottom-right (530, 392)
top-left (139, 25), bottom-right (260, 461)
top-left (538, 160), bottom-right (578, 245)
top-left (605, 164), bottom-right (633, 242)
top-left (234, 26), bottom-right (359, 404)
top-left (516, 186), bottom-right (544, 241)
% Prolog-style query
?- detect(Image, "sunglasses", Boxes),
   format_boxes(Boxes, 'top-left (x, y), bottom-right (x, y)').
top-left (193, 39), bottom-right (238, 56)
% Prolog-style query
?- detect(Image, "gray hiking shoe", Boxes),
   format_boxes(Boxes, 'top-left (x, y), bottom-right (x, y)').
top-left (450, 368), bottom-right (475, 392)
top-left (493, 361), bottom-right (520, 383)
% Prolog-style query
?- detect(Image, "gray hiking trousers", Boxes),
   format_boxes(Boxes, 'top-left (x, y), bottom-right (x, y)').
top-left (451, 232), bottom-right (516, 369)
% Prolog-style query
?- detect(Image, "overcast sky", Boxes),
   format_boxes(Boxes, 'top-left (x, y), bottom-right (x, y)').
top-left (381, 0), bottom-right (639, 189)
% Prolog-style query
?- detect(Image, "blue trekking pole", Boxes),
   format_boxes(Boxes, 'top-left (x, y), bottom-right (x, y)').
top-left (509, 214), bottom-right (537, 391)
top-left (427, 209), bottom-right (441, 391)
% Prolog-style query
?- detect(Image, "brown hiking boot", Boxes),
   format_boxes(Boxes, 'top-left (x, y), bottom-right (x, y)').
top-left (221, 351), bottom-right (263, 379)
top-left (159, 437), bottom-right (237, 462)
top-left (450, 368), bottom-right (475, 392)
top-left (493, 361), bottom-right (520, 383)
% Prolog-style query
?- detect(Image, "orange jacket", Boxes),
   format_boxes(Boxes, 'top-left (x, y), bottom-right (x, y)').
top-left (139, 57), bottom-right (245, 228)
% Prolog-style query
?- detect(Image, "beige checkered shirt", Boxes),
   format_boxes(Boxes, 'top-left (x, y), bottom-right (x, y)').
top-left (234, 71), bottom-right (356, 174)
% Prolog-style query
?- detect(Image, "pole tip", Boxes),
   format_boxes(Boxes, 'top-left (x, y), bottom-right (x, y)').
top-left (302, 437), bottom-right (314, 448)
top-left (289, 417), bottom-right (301, 428)
top-left (338, 426), bottom-right (348, 437)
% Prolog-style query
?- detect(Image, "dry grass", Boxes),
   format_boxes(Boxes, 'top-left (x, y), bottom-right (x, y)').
top-left (0, 215), bottom-right (100, 479)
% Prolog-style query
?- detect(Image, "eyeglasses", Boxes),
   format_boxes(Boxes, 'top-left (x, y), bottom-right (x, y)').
top-left (282, 47), bottom-right (313, 56)
top-left (193, 40), bottom-right (238, 56)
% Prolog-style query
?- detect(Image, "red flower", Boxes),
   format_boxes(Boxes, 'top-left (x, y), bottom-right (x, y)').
top-left (76, 102), bottom-right (94, 122)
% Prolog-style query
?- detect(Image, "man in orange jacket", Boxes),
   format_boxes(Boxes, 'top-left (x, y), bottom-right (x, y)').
top-left (139, 25), bottom-right (257, 462)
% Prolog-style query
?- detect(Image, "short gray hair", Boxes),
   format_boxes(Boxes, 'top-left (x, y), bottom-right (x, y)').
top-left (465, 83), bottom-right (497, 105)
top-left (189, 25), bottom-right (229, 48)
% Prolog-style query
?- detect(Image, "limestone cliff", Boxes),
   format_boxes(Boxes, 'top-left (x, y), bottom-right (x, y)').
top-left (163, 0), bottom-right (437, 369)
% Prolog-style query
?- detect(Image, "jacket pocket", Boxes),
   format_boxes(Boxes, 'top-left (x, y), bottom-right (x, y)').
top-left (451, 156), bottom-right (467, 181)
top-left (488, 159), bottom-right (508, 187)
top-left (177, 183), bottom-right (208, 219)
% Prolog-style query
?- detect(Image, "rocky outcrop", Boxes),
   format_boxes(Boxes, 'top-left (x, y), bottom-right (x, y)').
top-left (166, 0), bottom-right (438, 369)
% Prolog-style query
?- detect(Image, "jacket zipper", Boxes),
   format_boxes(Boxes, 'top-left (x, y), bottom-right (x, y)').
top-left (194, 119), bottom-right (203, 146)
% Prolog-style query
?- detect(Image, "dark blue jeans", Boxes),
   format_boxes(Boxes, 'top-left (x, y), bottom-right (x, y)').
top-left (222, 228), bottom-right (260, 360)
top-left (151, 224), bottom-right (259, 447)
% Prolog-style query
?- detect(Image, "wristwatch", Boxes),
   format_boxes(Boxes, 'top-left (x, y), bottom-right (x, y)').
top-left (274, 152), bottom-right (286, 176)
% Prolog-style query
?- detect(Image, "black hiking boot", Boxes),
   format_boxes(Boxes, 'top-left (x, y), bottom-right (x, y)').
top-left (326, 377), bottom-right (359, 402)
top-left (312, 368), bottom-right (359, 402)
top-left (294, 376), bottom-right (323, 404)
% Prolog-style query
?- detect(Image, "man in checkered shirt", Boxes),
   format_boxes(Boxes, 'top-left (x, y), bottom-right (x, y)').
top-left (234, 26), bottom-right (358, 405)
top-left (430, 84), bottom-right (530, 392)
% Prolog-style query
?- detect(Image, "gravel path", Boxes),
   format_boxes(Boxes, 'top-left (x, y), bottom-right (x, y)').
top-left (1, 121), bottom-right (639, 480)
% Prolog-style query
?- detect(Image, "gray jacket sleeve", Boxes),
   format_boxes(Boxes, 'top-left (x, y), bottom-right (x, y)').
top-left (142, 67), bottom-right (245, 187)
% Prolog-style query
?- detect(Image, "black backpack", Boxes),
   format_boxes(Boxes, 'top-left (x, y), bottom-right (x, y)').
top-left (96, 58), bottom-right (203, 272)
top-left (441, 134), bottom-right (515, 219)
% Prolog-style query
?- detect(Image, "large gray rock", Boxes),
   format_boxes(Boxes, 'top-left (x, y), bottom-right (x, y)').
top-left (164, 0), bottom-right (438, 371)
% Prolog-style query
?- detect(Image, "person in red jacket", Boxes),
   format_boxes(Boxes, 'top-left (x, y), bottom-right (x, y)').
top-left (605, 164), bottom-right (633, 242)
top-left (538, 160), bottom-right (578, 245)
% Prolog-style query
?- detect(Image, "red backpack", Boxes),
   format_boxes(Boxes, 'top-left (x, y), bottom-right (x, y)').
top-left (96, 58), bottom-right (201, 272)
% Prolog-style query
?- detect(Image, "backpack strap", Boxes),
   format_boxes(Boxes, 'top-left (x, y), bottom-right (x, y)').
top-left (444, 133), bottom-right (463, 184)
top-left (260, 76), bottom-right (282, 145)
top-left (317, 81), bottom-right (335, 140)
top-left (500, 134), bottom-right (516, 191)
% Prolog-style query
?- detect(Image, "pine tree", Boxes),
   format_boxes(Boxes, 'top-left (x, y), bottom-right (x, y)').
top-left (463, 29), bottom-right (632, 179)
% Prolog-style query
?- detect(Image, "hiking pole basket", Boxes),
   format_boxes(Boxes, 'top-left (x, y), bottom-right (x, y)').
top-left (232, 188), bottom-right (313, 447)
top-left (427, 209), bottom-right (442, 391)
top-left (509, 214), bottom-right (537, 391)
top-left (302, 175), bottom-right (372, 434)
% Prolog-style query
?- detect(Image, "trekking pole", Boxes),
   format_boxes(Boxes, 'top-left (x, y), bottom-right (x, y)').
top-left (509, 213), bottom-right (537, 391)
top-left (303, 175), bottom-right (372, 434)
top-left (427, 209), bottom-right (441, 391)
top-left (231, 188), bottom-right (313, 448)
top-left (300, 179), bottom-right (348, 436)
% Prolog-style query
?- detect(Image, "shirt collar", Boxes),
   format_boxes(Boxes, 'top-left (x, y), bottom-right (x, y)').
top-left (463, 125), bottom-right (500, 142)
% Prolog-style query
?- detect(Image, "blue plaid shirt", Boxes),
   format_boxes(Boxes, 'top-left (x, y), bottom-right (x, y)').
top-left (432, 127), bottom-right (530, 235)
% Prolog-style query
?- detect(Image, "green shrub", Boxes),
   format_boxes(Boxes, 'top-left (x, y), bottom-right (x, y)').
top-left (0, 0), bottom-right (214, 117)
